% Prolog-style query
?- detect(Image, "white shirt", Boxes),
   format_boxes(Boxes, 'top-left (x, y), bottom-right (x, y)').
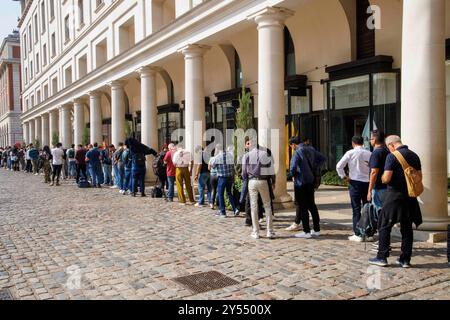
top-left (51, 148), bottom-right (65, 166)
top-left (336, 146), bottom-right (372, 182)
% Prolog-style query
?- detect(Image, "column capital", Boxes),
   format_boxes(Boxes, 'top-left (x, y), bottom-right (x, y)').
top-left (137, 66), bottom-right (158, 77)
top-left (178, 44), bottom-right (211, 59)
top-left (248, 6), bottom-right (294, 28)
top-left (40, 113), bottom-right (49, 120)
top-left (108, 80), bottom-right (127, 89)
top-left (73, 97), bottom-right (86, 105)
top-left (88, 90), bottom-right (103, 98)
top-left (61, 104), bottom-right (72, 111)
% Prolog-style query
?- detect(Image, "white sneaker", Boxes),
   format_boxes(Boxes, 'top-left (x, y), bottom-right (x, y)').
top-left (348, 235), bottom-right (364, 242)
top-left (194, 203), bottom-right (204, 208)
top-left (285, 223), bottom-right (301, 232)
top-left (266, 232), bottom-right (276, 239)
top-left (295, 232), bottom-right (312, 239)
top-left (251, 232), bottom-right (260, 239)
top-left (365, 236), bottom-right (375, 242)
top-left (119, 190), bottom-right (124, 194)
top-left (110, 185), bottom-right (118, 189)
top-left (259, 218), bottom-right (264, 223)
top-left (311, 231), bottom-right (321, 237)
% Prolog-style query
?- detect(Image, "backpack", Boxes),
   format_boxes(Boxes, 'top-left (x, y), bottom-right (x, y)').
top-left (392, 151), bottom-right (424, 198)
top-left (151, 186), bottom-right (163, 198)
top-left (152, 152), bottom-right (166, 176)
top-left (78, 177), bottom-right (91, 189)
top-left (68, 149), bottom-right (75, 159)
top-left (133, 153), bottom-right (146, 167)
top-left (357, 203), bottom-right (380, 239)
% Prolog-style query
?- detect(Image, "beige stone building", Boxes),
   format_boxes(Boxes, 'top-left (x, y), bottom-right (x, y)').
top-left (0, 30), bottom-right (21, 148)
top-left (17, 0), bottom-right (450, 230)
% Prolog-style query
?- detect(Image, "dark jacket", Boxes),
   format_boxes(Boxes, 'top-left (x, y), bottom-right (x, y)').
top-left (381, 189), bottom-right (423, 228)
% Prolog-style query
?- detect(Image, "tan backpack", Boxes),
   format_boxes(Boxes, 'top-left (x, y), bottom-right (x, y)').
top-left (392, 151), bottom-right (424, 198)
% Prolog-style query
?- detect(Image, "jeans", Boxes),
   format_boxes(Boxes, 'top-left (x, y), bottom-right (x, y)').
top-left (89, 163), bottom-right (103, 186)
top-left (68, 161), bottom-right (77, 178)
top-left (167, 176), bottom-right (175, 200)
top-left (294, 184), bottom-right (320, 233)
top-left (103, 164), bottom-right (113, 185)
top-left (198, 172), bottom-right (211, 205)
top-left (76, 163), bottom-right (87, 183)
top-left (52, 164), bottom-right (62, 182)
top-left (210, 174), bottom-right (219, 206)
top-left (157, 174), bottom-right (167, 191)
top-left (124, 168), bottom-right (132, 191)
top-left (217, 176), bottom-right (237, 214)
top-left (132, 167), bottom-right (146, 195)
top-left (249, 179), bottom-right (273, 234)
top-left (372, 188), bottom-right (387, 211)
top-left (113, 164), bottom-right (123, 190)
top-left (349, 180), bottom-right (369, 236)
top-left (240, 178), bottom-right (249, 206)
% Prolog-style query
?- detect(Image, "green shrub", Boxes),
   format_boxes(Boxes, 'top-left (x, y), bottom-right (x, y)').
top-left (321, 170), bottom-right (347, 187)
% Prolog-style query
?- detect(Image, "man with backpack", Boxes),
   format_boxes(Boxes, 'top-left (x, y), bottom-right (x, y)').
top-left (336, 136), bottom-right (372, 242)
top-left (125, 138), bottom-right (158, 197)
top-left (369, 135), bottom-right (423, 268)
top-left (66, 144), bottom-right (77, 180)
top-left (86, 143), bottom-right (103, 188)
top-left (28, 144), bottom-right (40, 175)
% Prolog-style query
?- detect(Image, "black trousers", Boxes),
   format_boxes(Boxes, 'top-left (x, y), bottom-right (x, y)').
top-left (294, 184), bottom-right (320, 233)
top-left (26, 160), bottom-right (32, 172)
top-left (349, 180), bottom-right (369, 235)
top-left (52, 164), bottom-right (62, 182)
top-left (377, 207), bottom-right (414, 263)
top-left (157, 174), bottom-right (167, 190)
top-left (76, 164), bottom-right (87, 183)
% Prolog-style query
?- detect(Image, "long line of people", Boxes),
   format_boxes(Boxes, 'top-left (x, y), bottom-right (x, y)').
top-left (1, 130), bottom-right (423, 267)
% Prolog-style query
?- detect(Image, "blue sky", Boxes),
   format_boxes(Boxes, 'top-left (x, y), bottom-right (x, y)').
top-left (0, 1), bottom-right (21, 41)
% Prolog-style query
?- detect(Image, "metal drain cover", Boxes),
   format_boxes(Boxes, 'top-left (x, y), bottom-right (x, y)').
top-left (0, 289), bottom-right (14, 300)
top-left (173, 271), bottom-right (239, 294)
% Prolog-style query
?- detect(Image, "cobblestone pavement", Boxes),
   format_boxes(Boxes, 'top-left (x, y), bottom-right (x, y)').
top-left (0, 169), bottom-right (449, 300)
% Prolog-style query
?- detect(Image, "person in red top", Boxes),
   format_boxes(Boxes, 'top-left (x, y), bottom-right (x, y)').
top-left (163, 143), bottom-right (177, 202)
top-left (75, 144), bottom-right (87, 184)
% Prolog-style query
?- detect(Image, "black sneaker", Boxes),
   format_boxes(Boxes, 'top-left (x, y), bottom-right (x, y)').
top-left (396, 259), bottom-right (412, 268)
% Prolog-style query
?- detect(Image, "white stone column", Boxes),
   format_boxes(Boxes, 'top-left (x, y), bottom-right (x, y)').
top-left (109, 81), bottom-right (126, 148)
top-left (61, 105), bottom-right (73, 148)
top-left (402, 0), bottom-right (450, 231)
top-left (41, 114), bottom-right (49, 147)
top-left (73, 98), bottom-right (85, 146)
top-left (34, 117), bottom-right (42, 147)
top-left (23, 122), bottom-right (29, 145)
top-left (180, 44), bottom-right (210, 154)
top-left (250, 7), bottom-right (294, 206)
top-left (29, 120), bottom-right (35, 145)
top-left (138, 66), bottom-right (158, 181)
top-left (49, 109), bottom-right (59, 146)
top-left (89, 91), bottom-right (103, 145)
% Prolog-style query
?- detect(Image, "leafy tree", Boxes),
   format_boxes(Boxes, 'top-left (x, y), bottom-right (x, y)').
top-left (51, 132), bottom-right (59, 147)
top-left (82, 128), bottom-right (90, 146)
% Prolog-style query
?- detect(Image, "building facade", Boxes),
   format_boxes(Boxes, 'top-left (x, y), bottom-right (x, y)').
top-left (17, 0), bottom-right (450, 230)
top-left (0, 30), bottom-right (22, 148)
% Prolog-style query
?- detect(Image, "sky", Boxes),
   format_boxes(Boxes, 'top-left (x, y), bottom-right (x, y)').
top-left (0, 1), bottom-right (21, 41)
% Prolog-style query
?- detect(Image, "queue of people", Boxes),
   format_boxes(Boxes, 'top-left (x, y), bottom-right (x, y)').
top-left (1, 131), bottom-right (423, 267)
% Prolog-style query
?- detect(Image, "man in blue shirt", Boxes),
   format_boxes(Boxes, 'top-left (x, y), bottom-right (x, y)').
top-left (369, 135), bottom-right (422, 268)
top-left (86, 143), bottom-right (103, 188)
top-left (288, 136), bottom-right (326, 239)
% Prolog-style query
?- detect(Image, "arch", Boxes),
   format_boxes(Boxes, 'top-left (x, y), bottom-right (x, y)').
top-left (284, 26), bottom-right (296, 77)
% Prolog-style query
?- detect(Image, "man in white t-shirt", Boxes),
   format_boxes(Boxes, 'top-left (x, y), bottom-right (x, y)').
top-left (51, 143), bottom-right (65, 186)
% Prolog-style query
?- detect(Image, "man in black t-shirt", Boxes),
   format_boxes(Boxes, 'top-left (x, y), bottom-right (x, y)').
top-left (369, 135), bottom-right (422, 268)
top-left (368, 130), bottom-right (389, 209)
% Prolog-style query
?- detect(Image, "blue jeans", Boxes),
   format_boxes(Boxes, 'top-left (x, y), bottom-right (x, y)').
top-left (89, 163), bottom-right (103, 186)
top-left (113, 164), bottom-right (124, 190)
top-left (124, 168), bottom-right (132, 191)
top-left (132, 166), bottom-right (146, 195)
top-left (167, 176), bottom-right (175, 199)
top-left (198, 172), bottom-right (212, 205)
top-left (349, 180), bottom-right (369, 236)
top-left (217, 176), bottom-right (237, 214)
top-left (372, 188), bottom-right (386, 211)
top-left (68, 161), bottom-right (76, 177)
top-left (103, 164), bottom-right (112, 185)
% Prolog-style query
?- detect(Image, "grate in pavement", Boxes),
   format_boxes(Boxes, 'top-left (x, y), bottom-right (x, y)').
top-left (0, 289), bottom-right (14, 300)
top-left (173, 271), bottom-right (239, 294)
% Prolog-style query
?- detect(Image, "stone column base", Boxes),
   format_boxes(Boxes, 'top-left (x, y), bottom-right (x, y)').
top-left (273, 193), bottom-right (294, 211)
top-left (392, 226), bottom-right (448, 244)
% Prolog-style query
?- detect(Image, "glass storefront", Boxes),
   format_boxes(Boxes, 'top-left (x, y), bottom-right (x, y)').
top-left (157, 104), bottom-right (182, 150)
top-left (327, 71), bottom-right (400, 168)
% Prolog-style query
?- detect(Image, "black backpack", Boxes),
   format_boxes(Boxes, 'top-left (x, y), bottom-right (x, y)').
top-left (357, 203), bottom-right (380, 239)
top-left (78, 177), bottom-right (91, 189)
top-left (152, 152), bottom-right (166, 176)
top-left (151, 186), bottom-right (163, 198)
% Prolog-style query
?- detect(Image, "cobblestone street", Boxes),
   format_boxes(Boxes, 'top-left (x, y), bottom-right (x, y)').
top-left (0, 169), bottom-right (449, 300)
